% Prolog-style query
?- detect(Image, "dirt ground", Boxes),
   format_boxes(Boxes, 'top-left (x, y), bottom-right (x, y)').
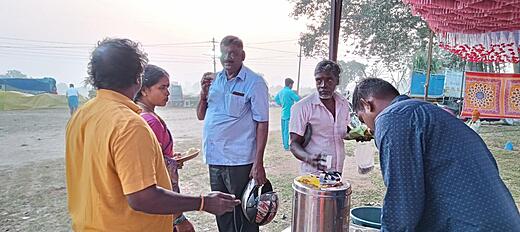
top-left (0, 107), bottom-right (518, 231)
top-left (0, 107), bottom-right (377, 232)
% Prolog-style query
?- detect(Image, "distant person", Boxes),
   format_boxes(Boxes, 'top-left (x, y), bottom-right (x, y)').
top-left (289, 60), bottom-right (351, 174)
top-left (352, 78), bottom-right (520, 231)
top-left (197, 35), bottom-right (269, 232)
top-left (66, 38), bottom-right (240, 232)
top-left (466, 109), bottom-right (482, 133)
top-left (66, 83), bottom-right (79, 115)
top-left (274, 78), bottom-right (300, 150)
top-left (134, 64), bottom-right (195, 232)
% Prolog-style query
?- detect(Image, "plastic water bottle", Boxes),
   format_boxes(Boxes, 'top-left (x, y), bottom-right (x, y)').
top-left (355, 142), bottom-right (375, 174)
top-left (504, 141), bottom-right (514, 151)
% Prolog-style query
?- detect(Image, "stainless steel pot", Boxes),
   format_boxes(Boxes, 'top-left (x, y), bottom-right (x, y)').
top-left (291, 177), bottom-right (352, 232)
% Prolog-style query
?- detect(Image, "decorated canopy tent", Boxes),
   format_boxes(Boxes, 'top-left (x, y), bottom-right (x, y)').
top-left (402, 0), bottom-right (520, 118)
top-left (403, 0), bottom-right (520, 64)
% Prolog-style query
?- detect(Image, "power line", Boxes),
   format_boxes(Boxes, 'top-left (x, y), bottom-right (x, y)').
top-left (0, 47), bottom-right (90, 55)
top-left (0, 50), bottom-right (213, 65)
top-left (245, 46), bottom-right (297, 54)
top-left (248, 55), bottom-right (297, 61)
top-left (0, 50), bottom-right (215, 63)
top-left (0, 36), bottom-right (211, 48)
top-left (0, 51), bottom-right (89, 60)
top-left (0, 51), bottom-right (89, 59)
top-left (0, 36), bottom-right (93, 45)
top-left (144, 41), bottom-right (211, 47)
top-left (0, 47), bottom-right (317, 64)
top-left (151, 59), bottom-right (209, 64)
top-left (0, 47), bottom-right (209, 61)
top-left (248, 39), bottom-right (297, 45)
top-left (0, 44), bottom-right (213, 49)
top-left (148, 52), bottom-right (210, 59)
top-left (0, 36), bottom-right (299, 49)
top-left (145, 45), bottom-right (212, 49)
top-left (0, 45), bottom-right (93, 49)
top-left (0, 36), bottom-right (310, 66)
top-left (0, 54), bottom-right (88, 63)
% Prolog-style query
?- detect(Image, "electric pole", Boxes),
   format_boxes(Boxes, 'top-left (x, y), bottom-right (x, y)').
top-left (296, 43), bottom-right (302, 95)
top-left (212, 37), bottom-right (217, 73)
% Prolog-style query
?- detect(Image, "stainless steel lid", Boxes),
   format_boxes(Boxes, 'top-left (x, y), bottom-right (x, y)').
top-left (292, 177), bottom-right (352, 198)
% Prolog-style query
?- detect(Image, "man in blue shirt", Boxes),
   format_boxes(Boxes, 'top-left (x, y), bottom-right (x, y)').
top-left (66, 83), bottom-right (80, 115)
top-left (274, 78), bottom-right (300, 150)
top-left (352, 78), bottom-right (520, 231)
top-left (197, 35), bottom-right (269, 232)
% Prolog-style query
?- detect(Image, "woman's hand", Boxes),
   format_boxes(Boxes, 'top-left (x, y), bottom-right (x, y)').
top-left (173, 152), bottom-right (184, 169)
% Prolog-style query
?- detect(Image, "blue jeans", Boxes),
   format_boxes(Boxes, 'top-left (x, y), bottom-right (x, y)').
top-left (281, 119), bottom-right (290, 150)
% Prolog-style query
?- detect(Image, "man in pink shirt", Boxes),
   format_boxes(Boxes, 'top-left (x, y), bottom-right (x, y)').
top-left (289, 60), bottom-right (350, 175)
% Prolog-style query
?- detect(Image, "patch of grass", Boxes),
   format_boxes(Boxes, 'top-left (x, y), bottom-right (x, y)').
top-left (260, 173), bottom-right (295, 232)
top-left (347, 124), bottom-right (520, 210)
top-left (493, 148), bottom-right (520, 207)
top-left (480, 123), bottom-right (520, 207)
top-left (0, 121), bottom-right (517, 232)
top-left (349, 155), bottom-right (385, 208)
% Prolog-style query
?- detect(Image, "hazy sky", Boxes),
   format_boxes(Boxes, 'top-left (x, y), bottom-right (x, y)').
top-left (0, 0), bottom-right (351, 92)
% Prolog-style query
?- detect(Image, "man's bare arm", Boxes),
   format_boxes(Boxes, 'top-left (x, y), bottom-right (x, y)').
top-left (126, 185), bottom-right (240, 216)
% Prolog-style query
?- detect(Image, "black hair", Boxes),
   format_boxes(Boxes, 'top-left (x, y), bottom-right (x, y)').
top-left (134, 64), bottom-right (169, 101)
top-left (314, 60), bottom-right (341, 79)
top-left (352, 78), bottom-right (400, 111)
top-left (202, 72), bottom-right (214, 78)
top-left (87, 38), bottom-right (148, 91)
top-left (285, 78), bottom-right (294, 87)
top-left (69, 83), bottom-right (74, 87)
top-left (220, 35), bottom-right (243, 49)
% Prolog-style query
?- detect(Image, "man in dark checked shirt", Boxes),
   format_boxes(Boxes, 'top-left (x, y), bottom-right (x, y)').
top-left (352, 78), bottom-right (519, 231)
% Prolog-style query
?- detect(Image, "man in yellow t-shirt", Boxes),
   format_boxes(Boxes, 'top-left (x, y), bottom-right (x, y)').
top-left (66, 38), bottom-right (240, 231)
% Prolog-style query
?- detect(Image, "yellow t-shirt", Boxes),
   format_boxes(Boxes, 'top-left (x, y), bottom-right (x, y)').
top-left (65, 89), bottom-right (173, 231)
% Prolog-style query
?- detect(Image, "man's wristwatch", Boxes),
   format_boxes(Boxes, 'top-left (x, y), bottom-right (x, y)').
top-left (173, 214), bottom-right (187, 225)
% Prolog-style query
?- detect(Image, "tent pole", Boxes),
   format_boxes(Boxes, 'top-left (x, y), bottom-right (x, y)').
top-left (329, 0), bottom-right (342, 61)
top-left (424, 30), bottom-right (434, 100)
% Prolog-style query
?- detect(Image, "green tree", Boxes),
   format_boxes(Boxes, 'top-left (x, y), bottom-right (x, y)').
top-left (338, 60), bottom-right (366, 89)
top-left (412, 49), bottom-right (443, 73)
top-left (290, 0), bottom-right (430, 71)
top-left (337, 60), bottom-right (386, 92)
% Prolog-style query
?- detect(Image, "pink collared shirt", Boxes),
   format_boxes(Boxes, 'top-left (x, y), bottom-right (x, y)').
top-left (289, 91), bottom-right (350, 174)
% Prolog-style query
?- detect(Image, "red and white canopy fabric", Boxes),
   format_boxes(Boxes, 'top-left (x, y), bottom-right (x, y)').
top-left (438, 31), bottom-right (520, 63)
top-left (403, 0), bottom-right (520, 63)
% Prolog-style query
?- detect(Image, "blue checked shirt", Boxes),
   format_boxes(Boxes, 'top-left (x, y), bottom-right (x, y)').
top-left (202, 65), bottom-right (269, 165)
top-left (375, 95), bottom-right (520, 231)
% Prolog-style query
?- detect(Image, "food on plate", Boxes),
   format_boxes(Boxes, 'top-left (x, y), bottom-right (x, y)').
top-left (173, 147), bottom-right (200, 163)
top-left (296, 171), bottom-right (343, 189)
top-left (345, 124), bottom-right (373, 141)
top-left (296, 175), bottom-right (321, 189)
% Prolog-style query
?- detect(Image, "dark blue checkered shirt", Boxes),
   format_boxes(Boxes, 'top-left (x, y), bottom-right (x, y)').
top-left (375, 95), bottom-right (520, 231)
